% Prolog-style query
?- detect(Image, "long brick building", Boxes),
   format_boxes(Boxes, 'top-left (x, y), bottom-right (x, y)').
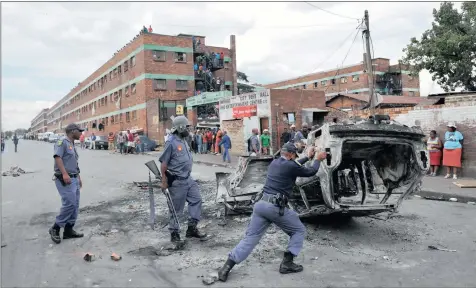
top-left (37, 31), bottom-right (237, 142)
top-left (264, 57), bottom-right (420, 98)
top-left (30, 108), bottom-right (49, 135)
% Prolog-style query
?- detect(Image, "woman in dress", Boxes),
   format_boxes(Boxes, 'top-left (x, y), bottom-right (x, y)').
top-left (427, 130), bottom-right (442, 176)
top-left (442, 122), bottom-right (464, 179)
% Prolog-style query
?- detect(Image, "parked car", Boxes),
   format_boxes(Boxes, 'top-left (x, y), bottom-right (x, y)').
top-left (138, 135), bottom-right (158, 152)
top-left (48, 134), bottom-right (59, 143)
top-left (86, 136), bottom-right (108, 150)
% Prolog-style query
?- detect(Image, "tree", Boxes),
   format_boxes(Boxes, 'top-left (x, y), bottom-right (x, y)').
top-left (237, 71), bottom-right (256, 94)
top-left (402, 2), bottom-right (476, 91)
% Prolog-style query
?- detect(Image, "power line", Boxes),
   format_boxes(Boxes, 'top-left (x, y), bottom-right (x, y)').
top-left (305, 2), bottom-right (360, 21)
top-left (324, 24), bottom-right (362, 93)
top-left (154, 22), bottom-right (354, 29)
top-left (311, 21), bottom-right (363, 72)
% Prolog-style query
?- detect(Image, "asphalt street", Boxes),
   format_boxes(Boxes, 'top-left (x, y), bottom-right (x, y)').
top-left (1, 140), bottom-right (476, 287)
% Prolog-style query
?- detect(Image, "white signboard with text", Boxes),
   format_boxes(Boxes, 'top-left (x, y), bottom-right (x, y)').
top-left (219, 90), bottom-right (271, 121)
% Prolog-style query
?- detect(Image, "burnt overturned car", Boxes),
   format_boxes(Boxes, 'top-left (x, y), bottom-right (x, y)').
top-left (216, 116), bottom-right (429, 218)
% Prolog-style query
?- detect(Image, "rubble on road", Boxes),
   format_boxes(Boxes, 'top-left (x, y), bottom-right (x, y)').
top-left (2, 166), bottom-right (27, 177)
top-left (83, 253), bottom-right (95, 262)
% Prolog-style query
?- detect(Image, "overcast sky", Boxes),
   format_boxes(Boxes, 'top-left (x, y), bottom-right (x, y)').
top-left (1, 1), bottom-right (448, 131)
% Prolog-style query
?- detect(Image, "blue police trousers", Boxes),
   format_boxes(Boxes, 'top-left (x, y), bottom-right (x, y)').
top-left (229, 200), bottom-right (306, 264)
top-left (55, 177), bottom-right (80, 227)
top-left (167, 177), bottom-right (202, 232)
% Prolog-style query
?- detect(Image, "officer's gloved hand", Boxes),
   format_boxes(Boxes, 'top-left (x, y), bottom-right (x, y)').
top-left (316, 151), bottom-right (327, 161)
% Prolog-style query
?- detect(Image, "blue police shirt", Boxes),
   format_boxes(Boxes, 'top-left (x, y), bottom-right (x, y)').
top-left (294, 131), bottom-right (304, 143)
top-left (262, 156), bottom-right (320, 197)
top-left (53, 137), bottom-right (79, 174)
top-left (159, 134), bottom-right (193, 178)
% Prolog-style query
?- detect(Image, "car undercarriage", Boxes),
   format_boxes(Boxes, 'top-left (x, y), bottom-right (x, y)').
top-left (216, 116), bottom-right (429, 218)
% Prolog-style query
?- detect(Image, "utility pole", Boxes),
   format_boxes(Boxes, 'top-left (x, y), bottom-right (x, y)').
top-left (363, 10), bottom-right (376, 112)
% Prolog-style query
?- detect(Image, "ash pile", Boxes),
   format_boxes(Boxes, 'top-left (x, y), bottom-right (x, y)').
top-left (2, 166), bottom-right (27, 177)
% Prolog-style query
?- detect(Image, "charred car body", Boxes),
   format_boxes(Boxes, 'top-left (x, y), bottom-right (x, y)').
top-left (216, 116), bottom-right (429, 218)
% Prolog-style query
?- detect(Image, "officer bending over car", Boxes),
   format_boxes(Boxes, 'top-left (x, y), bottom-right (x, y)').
top-left (217, 142), bottom-right (327, 282)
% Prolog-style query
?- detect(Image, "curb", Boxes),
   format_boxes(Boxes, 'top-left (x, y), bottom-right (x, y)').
top-left (415, 189), bottom-right (476, 204)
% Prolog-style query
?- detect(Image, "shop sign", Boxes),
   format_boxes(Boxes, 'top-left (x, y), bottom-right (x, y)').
top-left (219, 89), bottom-right (271, 120)
top-left (232, 105), bottom-right (257, 118)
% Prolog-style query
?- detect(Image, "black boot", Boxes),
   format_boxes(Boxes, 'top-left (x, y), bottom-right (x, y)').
top-left (171, 231), bottom-right (181, 243)
top-left (63, 224), bottom-right (84, 239)
top-left (218, 258), bottom-right (236, 282)
top-left (185, 224), bottom-right (208, 239)
top-left (279, 251), bottom-right (303, 274)
top-left (49, 223), bottom-right (61, 244)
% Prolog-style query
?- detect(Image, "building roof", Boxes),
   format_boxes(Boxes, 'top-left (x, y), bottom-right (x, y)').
top-left (326, 93), bottom-right (438, 106)
top-left (427, 91), bottom-right (476, 98)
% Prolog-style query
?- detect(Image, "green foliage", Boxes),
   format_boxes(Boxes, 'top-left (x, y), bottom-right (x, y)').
top-left (237, 71), bottom-right (249, 83)
top-left (402, 2), bottom-right (476, 91)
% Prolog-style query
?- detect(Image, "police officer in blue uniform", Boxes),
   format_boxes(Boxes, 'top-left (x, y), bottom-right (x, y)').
top-left (49, 123), bottom-right (84, 244)
top-left (217, 142), bottom-right (327, 282)
top-left (159, 116), bottom-right (208, 243)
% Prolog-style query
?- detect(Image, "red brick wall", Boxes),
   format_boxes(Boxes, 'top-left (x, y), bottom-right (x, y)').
top-left (269, 89), bottom-right (326, 151)
top-left (350, 102), bottom-right (476, 177)
top-left (326, 96), bottom-right (366, 110)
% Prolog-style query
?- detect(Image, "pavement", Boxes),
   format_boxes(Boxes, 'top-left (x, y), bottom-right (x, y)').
top-left (416, 176), bottom-right (476, 203)
top-left (2, 140), bottom-right (476, 287)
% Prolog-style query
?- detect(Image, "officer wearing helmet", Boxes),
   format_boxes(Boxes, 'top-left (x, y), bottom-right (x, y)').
top-left (159, 116), bottom-right (208, 243)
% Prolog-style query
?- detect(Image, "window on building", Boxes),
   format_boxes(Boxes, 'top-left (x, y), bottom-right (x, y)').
top-left (340, 77), bottom-right (348, 84)
top-left (302, 84), bottom-right (306, 89)
top-left (118, 89), bottom-right (122, 98)
top-left (331, 79), bottom-right (336, 85)
top-left (153, 50), bottom-right (166, 61)
top-left (114, 115), bottom-right (118, 123)
top-left (118, 65), bottom-right (122, 74)
top-left (126, 112), bottom-right (130, 122)
top-left (130, 56), bottom-right (136, 67)
top-left (100, 98), bottom-right (105, 106)
top-left (105, 117), bottom-right (108, 126)
top-left (352, 75), bottom-right (360, 82)
top-left (111, 116), bottom-right (115, 124)
top-left (176, 80), bottom-right (188, 90)
top-left (283, 112), bottom-right (296, 125)
top-left (125, 85), bottom-right (129, 96)
top-left (113, 68), bottom-right (118, 78)
top-left (409, 91), bottom-right (415, 97)
top-left (313, 82), bottom-right (318, 88)
top-left (408, 74), bottom-right (414, 81)
top-left (105, 96), bottom-right (108, 105)
top-left (132, 110), bottom-right (137, 120)
top-left (131, 83), bottom-right (136, 94)
top-left (175, 52), bottom-right (187, 63)
top-left (110, 93), bottom-right (113, 102)
top-left (124, 61), bottom-right (129, 72)
top-left (321, 80), bottom-right (327, 86)
top-left (114, 91), bottom-right (119, 101)
top-left (154, 79), bottom-right (166, 90)
top-left (119, 113), bottom-right (123, 123)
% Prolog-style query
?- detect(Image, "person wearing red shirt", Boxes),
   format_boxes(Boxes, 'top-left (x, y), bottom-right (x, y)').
top-left (127, 130), bottom-right (134, 153)
top-left (148, 25), bottom-right (153, 33)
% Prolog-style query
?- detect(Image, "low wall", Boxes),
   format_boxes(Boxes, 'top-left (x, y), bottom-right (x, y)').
top-left (350, 101), bottom-right (476, 177)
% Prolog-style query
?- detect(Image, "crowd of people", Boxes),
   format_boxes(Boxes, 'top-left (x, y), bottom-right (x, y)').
top-left (78, 130), bottom-right (147, 155)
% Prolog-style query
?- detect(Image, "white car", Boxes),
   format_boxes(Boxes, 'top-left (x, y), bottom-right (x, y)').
top-left (48, 134), bottom-right (59, 143)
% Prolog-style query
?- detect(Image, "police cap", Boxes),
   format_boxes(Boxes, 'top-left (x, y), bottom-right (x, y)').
top-left (281, 142), bottom-right (297, 154)
top-left (65, 123), bottom-right (84, 133)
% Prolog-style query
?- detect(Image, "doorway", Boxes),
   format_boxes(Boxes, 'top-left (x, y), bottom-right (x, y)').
top-left (259, 117), bottom-right (269, 133)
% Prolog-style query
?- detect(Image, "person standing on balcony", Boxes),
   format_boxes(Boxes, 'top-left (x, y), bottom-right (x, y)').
top-left (148, 25), bottom-right (153, 33)
top-left (220, 52), bottom-right (224, 66)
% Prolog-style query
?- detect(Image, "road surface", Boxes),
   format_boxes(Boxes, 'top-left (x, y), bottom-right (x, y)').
top-left (1, 140), bottom-right (475, 287)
